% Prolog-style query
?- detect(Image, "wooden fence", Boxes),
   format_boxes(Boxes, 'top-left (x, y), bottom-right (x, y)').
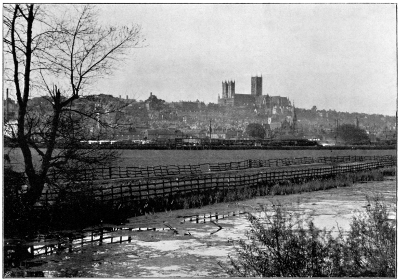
top-left (39, 155), bottom-right (396, 207)
top-left (49, 155), bottom-right (394, 181)
top-left (7, 155), bottom-right (395, 263)
top-left (26, 227), bottom-right (149, 257)
top-left (25, 210), bottom-right (246, 258)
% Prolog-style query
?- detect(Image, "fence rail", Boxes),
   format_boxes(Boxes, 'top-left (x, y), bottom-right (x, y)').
top-left (39, 155), bottom-right (396, 207)
top-left (48, 155), bottom-right (394, 182)
top-left (26, 209), bottom-right (248, 258)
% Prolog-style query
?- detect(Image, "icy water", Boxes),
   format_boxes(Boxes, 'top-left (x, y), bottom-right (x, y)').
top-left (6, 178), bottom-right (396, 278)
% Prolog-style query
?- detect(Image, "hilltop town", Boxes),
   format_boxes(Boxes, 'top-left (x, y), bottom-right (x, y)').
top-left (4, 76), bottom-right (396, 145)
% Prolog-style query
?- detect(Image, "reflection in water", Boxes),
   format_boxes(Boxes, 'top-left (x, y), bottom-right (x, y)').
top-left (8, 209), bottom-right (247, 264)
top-left (19, 227), bottom-right (173, 257)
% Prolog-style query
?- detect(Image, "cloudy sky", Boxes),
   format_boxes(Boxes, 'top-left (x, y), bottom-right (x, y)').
top-left (95, 4), bottom-right (397, 116)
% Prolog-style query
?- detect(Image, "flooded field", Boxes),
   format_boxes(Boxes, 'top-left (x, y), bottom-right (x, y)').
top-left (11, 177), bottom-right (396, 278)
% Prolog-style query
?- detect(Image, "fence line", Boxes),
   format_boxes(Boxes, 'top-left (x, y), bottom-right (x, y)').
top-left (26, 209), bottom-right (248, 258)
top-left (49, 155), bottom-right (395, 181)
top-left (5, 155), bottom-right (394, 268)
top-left (27, 227), bottom-right (153, 257)
top-left (39, 156), bottom-right (396, 207)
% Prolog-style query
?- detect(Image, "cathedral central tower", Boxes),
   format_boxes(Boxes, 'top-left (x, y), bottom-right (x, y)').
top-left (251, 76), bottom-right (262, 96)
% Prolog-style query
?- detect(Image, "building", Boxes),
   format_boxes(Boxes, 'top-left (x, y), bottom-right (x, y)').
top-left (219, 80), bottom-right (235, 106)
top-left (218, 76), bottom-right (293, 115)
top-left (176, 100), bottom-right (206, 111)
top-left (219, 76), bottom-right (263, 107)
top-left (144, 129), bottom-right (184, 140)
top-left (222, 80), bottom-right (235, 98)
top-left (251, 76), bottom-right (262, 96)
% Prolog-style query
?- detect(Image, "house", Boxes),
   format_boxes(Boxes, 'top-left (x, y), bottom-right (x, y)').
top-left (181, 129), bottom-right (208, 139)
top-left (144, 129), bottom-right (184, 140)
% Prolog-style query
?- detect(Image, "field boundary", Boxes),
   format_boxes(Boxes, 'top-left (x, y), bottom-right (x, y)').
top-left (49, 155), bottom-right (393, 182)
top-left (39, 155), bottom-right (396, 207)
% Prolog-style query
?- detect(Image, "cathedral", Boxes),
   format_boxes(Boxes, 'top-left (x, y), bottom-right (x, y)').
top-left (218, 76), bottom-right (293, 116)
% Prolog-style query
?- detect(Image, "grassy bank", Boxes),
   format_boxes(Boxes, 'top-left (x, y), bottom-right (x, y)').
top-left (4, 167), bottom-right (396, 238)
top-left (269, 167), bottom-right (395, 195)
top-left (138, 167), bottom-right (395, 213)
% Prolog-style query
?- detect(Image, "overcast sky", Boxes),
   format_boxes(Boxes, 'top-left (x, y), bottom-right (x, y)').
top-left (94, 4), bottom-right (397, 116)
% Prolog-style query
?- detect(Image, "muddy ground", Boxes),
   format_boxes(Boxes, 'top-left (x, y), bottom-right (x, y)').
top-left (8, 177), bottom-right (396, 278)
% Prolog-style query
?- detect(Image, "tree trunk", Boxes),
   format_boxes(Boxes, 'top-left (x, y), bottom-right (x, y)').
top-left (12, 4), bottom-right (43, 207)
top-left (23, 177), bottom-right (46, 207)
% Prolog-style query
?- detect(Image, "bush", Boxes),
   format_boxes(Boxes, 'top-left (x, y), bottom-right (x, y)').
top-left (342, 195), bottom-right (396, 277)
top-left (49, 189), bottom-right (106, 229)
top-left (380, 167), bottom-right (396, 176)
top-left (3, 167), bottom-right (37, 237)
top-left (223, 196), bottom-right (396, 277)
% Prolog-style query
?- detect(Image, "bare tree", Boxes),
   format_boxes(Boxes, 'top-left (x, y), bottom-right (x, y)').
top-left (3, 4), bottom-right (144, 206)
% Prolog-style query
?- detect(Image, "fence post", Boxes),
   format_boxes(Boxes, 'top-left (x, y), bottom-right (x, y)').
top-left (223, 176), bottom-right (227, 193)
top-left (146, 180), bottom-right (150, 199)
top-left (197, 178), bottom-right (201, 193)
top-left (162, 180), bottom-right (166, 197)
top-left (171, 179), bottom-right (175, 196)
top-left (128, 184), bottom-right (133, 202)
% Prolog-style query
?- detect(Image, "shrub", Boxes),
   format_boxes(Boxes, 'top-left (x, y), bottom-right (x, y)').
top-left (223, 196), bottom-right (396, 277)
top-left (380, 167), bottom-right (396, 176)
top-left (3, 167), bottom-right (37, 237)
top-left (49, 189), bottom-right (106, 229)
top-left (341, 195), bottom-right (396, 277)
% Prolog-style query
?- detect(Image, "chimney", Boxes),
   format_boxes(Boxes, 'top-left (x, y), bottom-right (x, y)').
top-left (119, 95), bottom-right (121, 99)
top-left (126, 95), bottom-right (128, 100)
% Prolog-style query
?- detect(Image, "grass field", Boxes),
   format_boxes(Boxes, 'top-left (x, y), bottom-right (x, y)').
top-left (115, 149), bottom-right (396, 167)
top-left (5, 148), bottom-right (396, 171)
